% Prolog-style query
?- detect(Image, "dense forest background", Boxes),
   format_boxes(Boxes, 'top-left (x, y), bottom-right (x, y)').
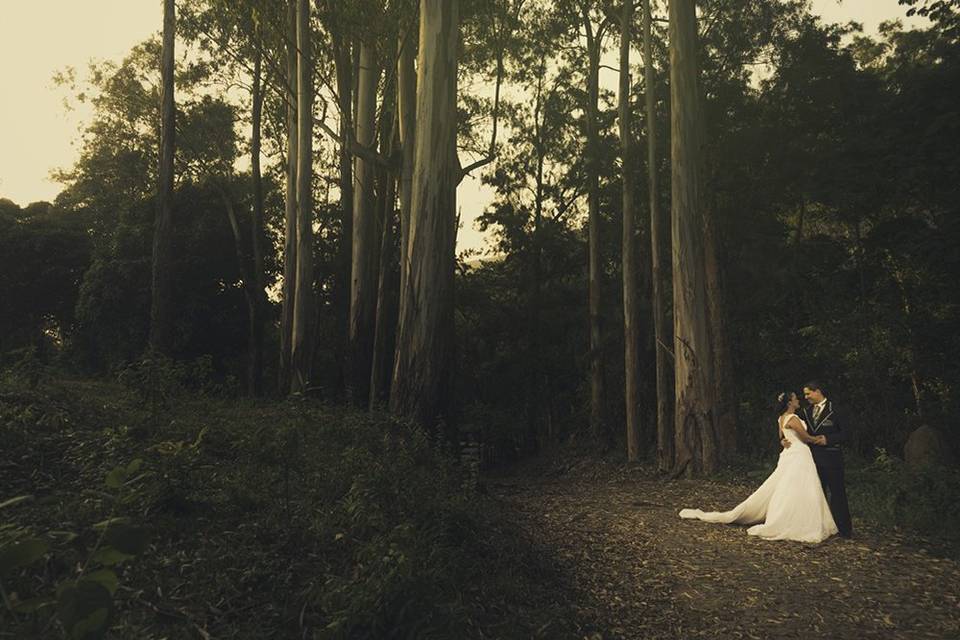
top-left (3, 1), bottom-right (960, 638)
top-left (3, 0), bottom-right (958, 467)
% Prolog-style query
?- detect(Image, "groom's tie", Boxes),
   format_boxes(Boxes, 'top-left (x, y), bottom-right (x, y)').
top-left (813, 404), bottom-right (822, 421)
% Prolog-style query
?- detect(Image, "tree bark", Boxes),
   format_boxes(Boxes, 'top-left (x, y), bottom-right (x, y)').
top-left (525, 54), bottom-right (547, 455)
top-left (279, 0), bottom-right (299, 395)
top-left (332, 31), bottom-right (354, 399)
top-left (643, 0), bottom-right (672, 471)
top-left (249, 35), bottom-right (266, 397)
top-left (397, 25), bottom-right (417, 305)
top-left (290, 0), bottom-right (315, 394)
top-left (348, 41), bottom-right (382, 407)
top-left (620, 0), bottom-right (642, 462)
top-left (390, 0), bottom-right (460, 439)
top-left (370, 114), bottom-right (400, 408)
top-left (582, 7), bottom-right (608, 447)
top-left (150, 0), bottom-right (176, 355)
top-left (669, 0), bottom-right (719, 476)
top-left (705, 186), bottom-right (736, 459)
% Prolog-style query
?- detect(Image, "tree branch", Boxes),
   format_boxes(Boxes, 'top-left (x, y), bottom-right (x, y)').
top-left (315, 101), bottom-right (397, 170)
top-left (458, 46), bottom-right (505, 182)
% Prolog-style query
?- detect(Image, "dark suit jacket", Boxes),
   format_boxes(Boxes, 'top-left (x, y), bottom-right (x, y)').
top-left (804, 400), bottom-right (847, 467)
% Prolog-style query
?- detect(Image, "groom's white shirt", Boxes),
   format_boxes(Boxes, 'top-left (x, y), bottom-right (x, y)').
top-left (813, 398), bottom-right (827, 419)
top-left (811, 398), bottom-right (832, 441)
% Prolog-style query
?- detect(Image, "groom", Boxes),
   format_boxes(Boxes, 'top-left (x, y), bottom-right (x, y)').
top-left (781, 380), bottom-right (853, 538)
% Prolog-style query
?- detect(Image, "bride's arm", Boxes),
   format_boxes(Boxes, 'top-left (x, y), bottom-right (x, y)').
top-left (783, 416), bottom-right (820, 445)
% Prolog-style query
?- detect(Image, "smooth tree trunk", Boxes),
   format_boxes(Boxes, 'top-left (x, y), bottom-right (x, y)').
top-left (620, 0), bottom-right (642, 462)
top-left (290, 0), bottom-right (314, 394)
top-left (348, 41), bottom-right (382, 407)
top-left (643, 0), bottom-right (673, 471)
top-left (669, 0), bottom-right (720, 476)
top-left (279, 0), bottom-right (299, 395)
top-left (397, 25), bottom-right (417, 306)
top-left (370, 115), bottom-right (400, 407)
top-left (333, 32), bottom-right (354, 398)
top-left (151, 0), bottom-right (176, 355)
top-left (370, 39), bottom-right (400, 408)
top-left (582, 7), bottom-right (608, 446)
top-left (704, 187), bottom-right (736, 459)
top-left (249, 37), bottom-right (267, 397)
top-left (352, 38), bottom-right (361, 128)
top-left (390, 0), bottom-right (459, 438)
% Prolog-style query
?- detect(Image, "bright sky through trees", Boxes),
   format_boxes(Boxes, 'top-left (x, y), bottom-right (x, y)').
top-left (0, 0), bottom-right (925, 253)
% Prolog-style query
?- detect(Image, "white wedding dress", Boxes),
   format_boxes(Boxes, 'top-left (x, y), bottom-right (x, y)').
top-left (678, 413), bottom-right (838, 543)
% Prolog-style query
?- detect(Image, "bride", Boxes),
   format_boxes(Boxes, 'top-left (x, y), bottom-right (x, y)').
top-left (678, 391), bottom-right (839, 543)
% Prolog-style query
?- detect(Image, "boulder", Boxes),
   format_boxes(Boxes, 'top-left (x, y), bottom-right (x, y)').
top-left (903, 425), bottom-right (955, 469)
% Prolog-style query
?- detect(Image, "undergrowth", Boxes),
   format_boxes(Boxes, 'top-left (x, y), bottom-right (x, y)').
top-left (0, 367), bottom-right (584, 639)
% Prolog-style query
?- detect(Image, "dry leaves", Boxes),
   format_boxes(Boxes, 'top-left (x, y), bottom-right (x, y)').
top-left (487, 459), bottom-right (960, 640)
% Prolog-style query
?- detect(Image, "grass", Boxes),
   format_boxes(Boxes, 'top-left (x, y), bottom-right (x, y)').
top-left (0, 367), bottom-right (585, 639)
top-left (845, 453), bottom-right (960, 556)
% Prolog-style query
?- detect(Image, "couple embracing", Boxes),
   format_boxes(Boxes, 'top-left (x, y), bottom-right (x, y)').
top-left (679, 380), bottom-right (853, 544)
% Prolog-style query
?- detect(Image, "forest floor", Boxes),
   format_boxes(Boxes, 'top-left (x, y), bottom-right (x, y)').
top-left (486, 451), bottom-right (960, 640)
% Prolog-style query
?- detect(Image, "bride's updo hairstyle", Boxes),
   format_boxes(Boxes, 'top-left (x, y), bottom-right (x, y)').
top-left (774, 390), bottom-right (794, 414)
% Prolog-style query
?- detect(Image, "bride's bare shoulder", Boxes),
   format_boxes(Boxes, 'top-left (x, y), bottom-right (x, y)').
top-left (783, 414), bottom-right (804, 429)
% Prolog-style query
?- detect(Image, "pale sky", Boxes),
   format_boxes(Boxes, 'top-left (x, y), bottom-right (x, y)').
top-left (0, 0), bottom-right (926, 253)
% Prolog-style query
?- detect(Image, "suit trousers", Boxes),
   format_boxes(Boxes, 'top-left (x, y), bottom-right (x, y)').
top-left (813, 450), bottom-right (852, 537)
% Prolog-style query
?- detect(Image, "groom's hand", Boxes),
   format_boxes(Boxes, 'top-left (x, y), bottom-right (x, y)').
top-left (780, 437), bottom-right (791, 449)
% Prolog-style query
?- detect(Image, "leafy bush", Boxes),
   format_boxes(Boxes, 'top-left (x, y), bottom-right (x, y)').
top-left (0, 461), bottom-right (149, 639)
top-left (847, 449), bottom-right (960, 549)
top-left (115, 350), bottom-right (238, 420)
top-left (2, 374), bottom-right (577, 638)
top-left (313, 421), bottom-right (481, 638)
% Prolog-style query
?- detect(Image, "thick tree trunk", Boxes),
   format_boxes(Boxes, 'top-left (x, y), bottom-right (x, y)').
top-left (582, 10), bottom-right (608, 446)
top-left (290, 0), bottom-right (315, 394)
top-left (249, 39), bottom-right (266, 397)
top-left (352, 38), bottom-right (361, 127)
top-left (279, 0), bottom-right (298, 395)
top-left (333, 34), bottom-right (354, 398)
top-left (370, 118), bottom-right (400, 408)
top-left (620, 0), bottom-right (642, 462)
top-left (370, 43), bottom-right (400, 408)
top-left (643, 0), bottom-right (672, 471)
top-left (390, 0), bottom-right (459, 438)
top-left (704, 187), bottom-right (736, 459)
top-left (348, 41), bottom-right (382, 407)
top-left (150, 0), bottom-right (176, 355)
top-left (397, 26), bottom-right (417, 311)
top-left (669, 0), bottom-right (719, 476)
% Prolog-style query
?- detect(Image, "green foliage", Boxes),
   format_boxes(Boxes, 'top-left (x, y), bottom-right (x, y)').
top-left (5, 0), bottom-right (957, 489)
top-left (847, 451), bottom-right (960, 550)
top-left (116, 349), bottom-right (185, 412)
top-left (116, 349), bottom-right (237, 410)
top-left (0, 200), bottom-right (92, 368)
top-left (314, 423), bottom-right (482, 638)
top-left (0, 459), bottom-right (149, 639)
top-left (1, 375), bottom-right (576, 638)
top-left (39, 31), bottom-right (286, 377)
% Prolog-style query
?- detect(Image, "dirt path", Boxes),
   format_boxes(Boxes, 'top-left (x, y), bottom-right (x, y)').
top-left (487, 457), bottom-right (960, 640)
